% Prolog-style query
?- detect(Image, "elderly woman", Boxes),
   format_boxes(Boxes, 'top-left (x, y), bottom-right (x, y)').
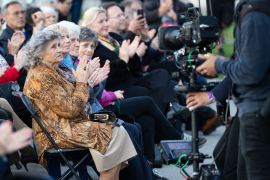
top-left (40, 6), bottom-right (58, 27)
top-left (58, 21), bottom-right (80, 65)
top-left (82, 7), bottom-right (192, 123)
top-left (75, 26), bottom-right (208, 178)
top-left (48, 22), bottom-right (155, 180)
top-left (23, 30), bottom-right (137, 180)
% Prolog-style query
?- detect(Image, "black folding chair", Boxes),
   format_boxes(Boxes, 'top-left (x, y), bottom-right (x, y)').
top-left (20, 95), bottom-right (99, 180)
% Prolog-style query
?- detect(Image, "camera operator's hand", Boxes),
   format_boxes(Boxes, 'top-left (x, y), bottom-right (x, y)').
top-left (186, 92), bottom-right (213, 111)
top-left (196, 53), bottom-right (220, 77)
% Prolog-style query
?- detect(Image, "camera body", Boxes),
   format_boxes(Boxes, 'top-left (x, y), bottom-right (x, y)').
top-left (158, 7), bottom-right (219, 51)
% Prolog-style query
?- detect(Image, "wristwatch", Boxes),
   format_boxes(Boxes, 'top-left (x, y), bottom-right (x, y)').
top-left (208, 91), bottom-right (215, 103)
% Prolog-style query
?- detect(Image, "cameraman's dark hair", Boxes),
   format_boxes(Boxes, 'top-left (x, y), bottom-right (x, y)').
top-left (25, 7), bottom-right (41, 25)
top-left (58, 0), bottom-right (66, 3)
top-left (3, 1), bottom-right (21, 15)
top-left (99, 2), bottom-right (119, 12)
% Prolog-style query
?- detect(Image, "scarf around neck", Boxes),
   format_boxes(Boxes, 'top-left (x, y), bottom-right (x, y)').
top-left (98, 35), bottom-right (120, 55)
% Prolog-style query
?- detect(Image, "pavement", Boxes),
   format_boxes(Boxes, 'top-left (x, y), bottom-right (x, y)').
top-left (10, 101), bottom-right (237, 180)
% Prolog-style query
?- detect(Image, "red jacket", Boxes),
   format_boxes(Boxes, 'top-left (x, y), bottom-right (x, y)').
top-left (0, 63), bottom-right (24, 83)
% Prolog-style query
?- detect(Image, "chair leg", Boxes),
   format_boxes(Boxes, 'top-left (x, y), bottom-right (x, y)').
top-left (60, 153), bottom-right (90, 180)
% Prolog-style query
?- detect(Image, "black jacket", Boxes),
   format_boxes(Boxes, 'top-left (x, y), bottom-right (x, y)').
top-left (0, 24), bottom-right (33, 65)
top-left (0, 24), bottom-right (33, 87)
top-left (92, 41), bottom-right (137, 93)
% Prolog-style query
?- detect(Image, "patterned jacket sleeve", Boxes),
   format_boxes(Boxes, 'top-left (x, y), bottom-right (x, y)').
top-left (29, 72), bottom-right (90, 119)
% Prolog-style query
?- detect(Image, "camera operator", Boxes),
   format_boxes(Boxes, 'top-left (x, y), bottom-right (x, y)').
top-left (193, 0), bottom-right (270, 179)
top-left (187, 75), bottom-right (239, 180)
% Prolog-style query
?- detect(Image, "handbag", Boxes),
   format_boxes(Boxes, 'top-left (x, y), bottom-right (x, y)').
top-left (88, 111), bottom-right (120, 127)
top-left (0, 82), bottom-right (14, 107)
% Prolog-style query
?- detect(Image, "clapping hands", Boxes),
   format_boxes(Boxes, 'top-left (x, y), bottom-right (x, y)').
top-left (0, 121), bottom-right (32, 156)
top-left (88, 60), bottom-right (110, 88)
top-left (8, 32), bottom-right (25, 55)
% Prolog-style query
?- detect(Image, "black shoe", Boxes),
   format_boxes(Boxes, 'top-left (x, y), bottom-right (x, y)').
top-left (166, 108), bottom-right (176, 124)
top-left (181, 133), bottom-right (207, 148)
top-left (171, 102), bottom-right (191, 119)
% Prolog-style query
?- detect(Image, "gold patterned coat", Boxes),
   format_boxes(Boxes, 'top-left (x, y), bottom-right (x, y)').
top-left (23, 63), bottom-right (114, 167)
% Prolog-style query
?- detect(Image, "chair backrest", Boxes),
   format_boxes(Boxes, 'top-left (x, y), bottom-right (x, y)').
top-left (20, 95), bottom-right (60, 150)
top-left (20, 95), bottom-right (37, 115)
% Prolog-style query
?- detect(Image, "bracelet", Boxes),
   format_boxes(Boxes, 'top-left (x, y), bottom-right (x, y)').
top-left (208, 91), bottom-right (215, 103)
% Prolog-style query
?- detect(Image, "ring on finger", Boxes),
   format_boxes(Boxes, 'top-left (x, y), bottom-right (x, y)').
top-left (83, 67), bottom-right (86, 71)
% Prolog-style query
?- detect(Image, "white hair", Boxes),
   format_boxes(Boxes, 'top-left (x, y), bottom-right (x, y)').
top-left (24, 30), bottom-right (61, 70)
top-left (82, 7), bottom-right (106, 27)
top-left (40, 6), bottom-right (58, 22)
top-left (58, 21), bottom-right (80, 36)
top-left (38, 0), bottom-right (57, 7)
top-left (44, 23), bottom-right (69, 35)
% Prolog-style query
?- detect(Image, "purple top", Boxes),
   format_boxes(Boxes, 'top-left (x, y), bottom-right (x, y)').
top-left (98, 90), bottom-right (117, 107)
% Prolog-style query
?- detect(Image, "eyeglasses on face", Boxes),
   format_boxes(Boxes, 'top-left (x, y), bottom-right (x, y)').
top-left (11, 10), bottom-right (25, 16)
top-left (109, 13), bottom-right (128, 19)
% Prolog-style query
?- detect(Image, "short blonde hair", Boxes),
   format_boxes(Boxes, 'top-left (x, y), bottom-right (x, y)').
top-left (43, 23), bottom-right (69, 35)
top-left (82, 7), bottom-right (106, 27)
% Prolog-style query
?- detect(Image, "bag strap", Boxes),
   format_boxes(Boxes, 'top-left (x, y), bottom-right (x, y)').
top-left (239, 1), bottom-right (270, 29)
top-left (238, 1), bottom-right (270, 73)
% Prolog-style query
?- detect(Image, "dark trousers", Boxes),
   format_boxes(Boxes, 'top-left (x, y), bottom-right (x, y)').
top-left (213, 111), bottom-right (239, 180)
top-left (121, 123), bottom-right (154, 180)
top-left (105, 96), bottom-right (182, 163)
top-left (148, 61), bottom-right (181, 82)
top-left (123, 69), bottom-right (179, 114)
top-left (238, 112), bottom-right (270, 180)
top-left (12, 96), bottom-right (32, 128)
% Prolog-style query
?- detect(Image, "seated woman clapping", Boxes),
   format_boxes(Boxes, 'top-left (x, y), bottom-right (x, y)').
top-left (44, 22), bottom-right (154, 180)
top-left (23, 30), bottom-right (137, 180)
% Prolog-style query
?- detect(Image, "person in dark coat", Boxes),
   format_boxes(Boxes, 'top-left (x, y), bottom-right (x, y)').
top-left (0, 1), bottom-right (33, 87)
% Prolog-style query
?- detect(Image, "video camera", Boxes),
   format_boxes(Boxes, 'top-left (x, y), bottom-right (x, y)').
top-left (158, 7), bottom-right (223, 180)
top-left (158, 7), bottom-right (219, 88)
